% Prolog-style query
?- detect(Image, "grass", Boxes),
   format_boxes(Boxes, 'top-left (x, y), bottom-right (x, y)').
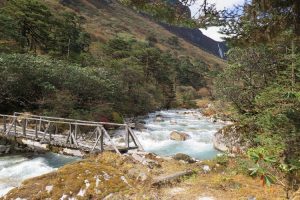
top-left (2, 152), bottom-right (287, 200)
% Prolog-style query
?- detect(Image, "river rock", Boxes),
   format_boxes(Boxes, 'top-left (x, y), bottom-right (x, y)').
top-left (135, 123), bottom-right (146, 130)
top-left (154, 116), bottom-right (164, 122)
top-left (170, 131), bottom-right (190, 141)
top-left (0, 145), bottom-right (10, 154)
top-left (213, 125), bottom-right (249, 154)
top-left (173, 153), bottom-right (195, 163)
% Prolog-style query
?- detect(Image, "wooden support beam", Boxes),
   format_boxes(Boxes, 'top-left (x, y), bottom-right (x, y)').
top-left (70, 130), bottom-right (79, 147)
top-left (91, 127), bottom-right (102, 152)
top-left (128, 127), bottom-right (144, 151)
top-left (100, 128), bottom-right (104, 152)
top-left (5, 117), bottom-right (16, 135)
top-left (101, 126), bottom-right (121, 155)
top-left (22, 119), bottom-right (26, 136)
top-left (42, 122), bottom-right (51, 141)
top-left (55, 124), bottom-right (58, 135)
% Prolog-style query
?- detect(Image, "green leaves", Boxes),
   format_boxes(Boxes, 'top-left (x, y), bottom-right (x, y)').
top-left (0, 0), bottom-right (90, 56)
top-left (247, 148), bottom-right (277, 187)
top-left (0, 53), bottom-right (117, 112)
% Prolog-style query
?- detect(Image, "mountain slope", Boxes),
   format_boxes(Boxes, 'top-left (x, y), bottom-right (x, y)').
top-left (161, 23), bottom-right (227, 59)
top-left (46, 0), bottom-right (226, 68)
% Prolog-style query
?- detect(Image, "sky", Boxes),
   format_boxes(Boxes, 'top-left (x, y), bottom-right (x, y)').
top-left (189, 0), bottom-right (245, 41)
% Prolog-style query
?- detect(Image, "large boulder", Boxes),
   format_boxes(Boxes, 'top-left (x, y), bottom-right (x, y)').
top-left (170, 131), bottom-right (190, 141)
top-left (213, 125), bottom-right (250, 154)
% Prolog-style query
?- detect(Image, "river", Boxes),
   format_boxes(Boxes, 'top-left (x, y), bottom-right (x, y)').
top-left (0, 109), bottom-right (225, 197)
top-left (134, 109), bottom-right (226, 159)
top-left (0, 152), bottom-right (79, 197)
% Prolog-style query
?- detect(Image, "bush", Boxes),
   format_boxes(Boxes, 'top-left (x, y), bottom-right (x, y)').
top-left (214, 154), bottom-right (229, 166)
top-left (0, 53), bottom-right (117, 117)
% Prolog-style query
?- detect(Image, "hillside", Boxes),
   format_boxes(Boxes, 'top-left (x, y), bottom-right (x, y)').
top-left (0, 0), bottom-right (227, 119)
top-left (46, 0), bottom-right (226, 68)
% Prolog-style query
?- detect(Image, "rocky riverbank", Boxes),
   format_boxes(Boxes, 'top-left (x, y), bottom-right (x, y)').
top-left (195, 99), bottom-right (250, 155)
top-left (0, 136), bottom-right (33, 155)
top-left (2, 151), bottom-right (286, 199)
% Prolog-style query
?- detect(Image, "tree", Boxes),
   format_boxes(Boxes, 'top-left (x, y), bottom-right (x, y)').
top-left (1, 0), bottom-right (53, 52)
top-left (0, 0), bottom-right (90, 56)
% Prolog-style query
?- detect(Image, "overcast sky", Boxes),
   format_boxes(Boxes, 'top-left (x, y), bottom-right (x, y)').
top-left (189, 0), bottom-right (245, 41)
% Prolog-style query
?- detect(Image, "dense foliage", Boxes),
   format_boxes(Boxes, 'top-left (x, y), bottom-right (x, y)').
top-left (215, 2), bottom-right (300, 195)
top-left (0, 0), bottom-right (90, 57)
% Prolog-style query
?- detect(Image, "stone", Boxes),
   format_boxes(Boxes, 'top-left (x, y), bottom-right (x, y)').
top-left (127, 168), bottom-right (140, 178)
top-left (45, 185), bottom-right (53, 194)
top-left (213, 136), bottom-right (229, 152)
top-left (202, 165), bottom-right (211, 173)
top-left (62, 148), bottom-right (84, 157)
top-left (228, 153), bottom-right (236, 158)
top-left (231, 146), bottom-right (240, 154)
top-left (103, 193), bottom-right (114, 200)
top-left (131, 153), bottom-right (160, 169)
top-left (0, 145), bottom-right (10, 153)
top-left (170, 119), bottom-right (177, 125)
top-left (170, 131), bottom-right (190, 141)
top-left (5, 146), bottom-right (10, 154)
top-left (135, 123), bottom-right (145, 130)
top-left (198, 197), bottom-right (215, 200)
top-left (173, 153), bottom-right (195, 163)
top-left (154, 116), bottom-right (164, 122)
top-left (137, 172), bottom-right (148, 182)
top-left (247, 196), bottom-right (256, 200)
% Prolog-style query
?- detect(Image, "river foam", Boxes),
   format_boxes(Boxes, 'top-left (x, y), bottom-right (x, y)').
top-left (135, 109), bottom-right (225, 159)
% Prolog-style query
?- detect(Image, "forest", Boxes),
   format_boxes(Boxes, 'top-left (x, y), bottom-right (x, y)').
top-left (0, 0), bottom-right (300, 198)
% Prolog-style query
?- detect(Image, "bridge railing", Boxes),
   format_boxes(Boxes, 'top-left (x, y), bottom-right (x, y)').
top-left (0, 113), bottom-right (144, 154)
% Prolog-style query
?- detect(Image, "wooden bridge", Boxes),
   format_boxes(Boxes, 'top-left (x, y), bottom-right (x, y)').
top-left (0, 112), bottom-right (144, 155)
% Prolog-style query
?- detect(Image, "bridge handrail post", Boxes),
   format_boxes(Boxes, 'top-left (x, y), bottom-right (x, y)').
top-left (125, 125), bottom-right (130, 148)
top-left (22, 119), bottom-right (26, 136)
top-left (14, 117), bottom-right (16, 135)
top-left (38, 117), bottom-right (42, 132)
top-left (3, 116), bottom-right (6, 133)
top-left (35, 119), bottom-right (38, 139)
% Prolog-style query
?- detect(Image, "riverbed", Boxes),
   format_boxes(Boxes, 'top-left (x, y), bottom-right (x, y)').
top-left (134, 109), bottom-right (226, 160)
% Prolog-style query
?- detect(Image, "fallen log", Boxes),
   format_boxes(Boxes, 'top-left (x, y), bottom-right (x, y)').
top-left (152, 169), bottom-right (194, 186)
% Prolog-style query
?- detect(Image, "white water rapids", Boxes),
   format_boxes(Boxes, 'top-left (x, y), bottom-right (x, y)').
top-left (0, 153), bottom-right (78, 197)
top-left (134, 109), bottom-right (226, 159)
